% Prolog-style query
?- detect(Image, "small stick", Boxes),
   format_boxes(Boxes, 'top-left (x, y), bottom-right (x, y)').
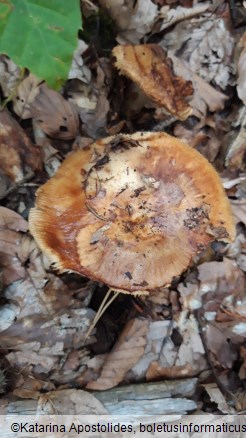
top-left (85, 289), bottom-right (120, 341)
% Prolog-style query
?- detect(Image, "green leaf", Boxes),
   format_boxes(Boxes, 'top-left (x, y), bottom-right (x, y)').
top-left (0, 0), bottom-right (82, 89)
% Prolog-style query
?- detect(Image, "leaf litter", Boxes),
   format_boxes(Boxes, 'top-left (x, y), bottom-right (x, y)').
top-left (0, 0), bottom-right (245, 415)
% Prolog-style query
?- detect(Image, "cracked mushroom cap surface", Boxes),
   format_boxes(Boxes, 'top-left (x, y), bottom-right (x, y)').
top-left (29, 132), bottom-right (235, 293)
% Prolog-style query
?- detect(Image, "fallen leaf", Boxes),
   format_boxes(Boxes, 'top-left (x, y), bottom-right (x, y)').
top-left (174, 120), bottom-right (221, 162)
top-left (230, 199), bottom-right (246, 225)
top-left (72, 60), bottom-right (111, 138)
top-left (31, 83), bottom-right (79, 140)
top-left (239, 346), bottom-right (246, 379)
top-left (203, 383), bottom-right (235, 414)
top-left (68, 39), bottom-right (91, 83)
top-left (146, 316), bottom-right (206, 381)
top-left (163, 15), bottom-right (235, 89)
top-left (205, 324), bottom-right (237, 369)
top-left (13, 74), bottom-right (42, 119)
top-left (99, 0), bottom-right (158, 44)
top-left (169, 53), bottom-right (228, 117)
top-left (225, 106), bottom-right (246, 170)
top-left (159, 3), bottom-right (210, 32)
top-left (198, 258), bottom-right (244, 297)
top-left (0, 109), bottom-right (42, 197)
top-left (0, 55), bottom-right (21, 97)
top-left (113, 44), bottom-right (193, 120)
top-left (0, 207), bottom-right (32, 286)
top-left (86, 318), bottom-right (149, 390)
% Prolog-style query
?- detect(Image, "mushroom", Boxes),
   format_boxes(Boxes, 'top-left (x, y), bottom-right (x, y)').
top-left (112, 44), bottom-right (193, 120)
top-left (29, 132), bottom-right (235, 295)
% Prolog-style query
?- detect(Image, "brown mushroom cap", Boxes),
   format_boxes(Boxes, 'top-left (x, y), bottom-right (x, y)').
top-left (112, 44), bottom-right (193, 121)
top-left (29, 132), bottom-right (235, 293)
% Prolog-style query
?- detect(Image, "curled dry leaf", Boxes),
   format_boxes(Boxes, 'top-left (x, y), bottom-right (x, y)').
top-left (31, 83), bottom-right (79, 140)
top-left (113, 44), bottom-right (193, 121)
top-left (86, 318), bottom-right (149, 390)
top-left (13, 74), bottom-right (42, 119)
top-left (0, 109), bottom-right (42, 198)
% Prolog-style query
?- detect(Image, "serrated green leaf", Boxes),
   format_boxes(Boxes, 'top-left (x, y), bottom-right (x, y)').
top-left (0, 0), bottom-right (82, 89)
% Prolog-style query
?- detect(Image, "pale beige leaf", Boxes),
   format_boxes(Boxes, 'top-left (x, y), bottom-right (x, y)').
top-left (31, 83), bottom-right (79, 140)
top-left (13, 74), bottom-right (42, 119)
top-left (86, 318), bottom-right (149, 390)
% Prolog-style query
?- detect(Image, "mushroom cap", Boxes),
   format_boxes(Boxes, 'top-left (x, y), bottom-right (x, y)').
top-left (29, 132), bottom-right (235, 293)
top-left (112, 44), bottom-right (193, 121)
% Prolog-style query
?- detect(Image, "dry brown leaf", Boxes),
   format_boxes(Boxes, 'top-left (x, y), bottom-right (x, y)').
top-left (13, 74), bottom-right (42, 119)
top-left (0, 207), bottom-right (32, 287)
top-left (163, 15), bottom-right (235, 89)
top-left (113, 44), bottom-right (193, 120)
top-left (198, 258), bottom-right (244, 298)
top-left (0, 109), bottom-right (42, 197)
top-left (174, 121), bottom-right (221, 162)
top-left (31, 83), bottom-right (79, 140)
top-left (230, 199), bottom-right (246, 225)
top-left (205, 324), bottom-right (237, 369)
top-left (86, 318), bottom-right (149, 390)
top-left (169, 53), bottom-right (228, 117)
top-left (225, 107), bottom-right (246, 170)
